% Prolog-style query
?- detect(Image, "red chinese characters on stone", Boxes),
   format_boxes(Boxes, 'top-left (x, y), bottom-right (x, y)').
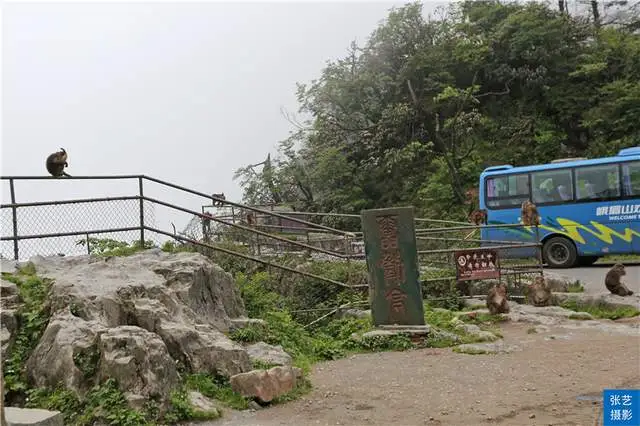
top-left (377, 252), bottom-right (405, 287)
top-left (385, 287), bottom-right (407, 314)
top-left (376, 216), bottom-right (399, 251)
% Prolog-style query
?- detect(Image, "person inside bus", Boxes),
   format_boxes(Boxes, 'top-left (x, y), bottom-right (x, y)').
top-left (583, 181), bottom-right (597, 198)
top-left (557, 184), bottom-right (571, 201)
top-left (537, 178), bottom-right (556, 202)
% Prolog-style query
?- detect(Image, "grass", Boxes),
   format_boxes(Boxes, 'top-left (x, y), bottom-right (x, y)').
top-left (560, 299), bottom-right (640, 320)
top-left (566, 281), bottom-right (585, 293)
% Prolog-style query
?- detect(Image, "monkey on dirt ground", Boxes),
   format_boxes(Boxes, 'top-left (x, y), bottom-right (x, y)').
top-left (46, 148), bottom-right (71, 177)
top-left (605, 263), bottom-right (634, 296)
top-left (486, 282), bottom-right (510, 315)
top-left (520, 200), bottom-right (540, 226)
top-left (527, 275), bottom-right (552, 307)
top-left (468, 209), bottom-right (487, 226)
top-left (211, 193), bottom-right (226, 207)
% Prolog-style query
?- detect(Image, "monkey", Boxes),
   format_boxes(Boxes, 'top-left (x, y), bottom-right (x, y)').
top-left (527, 275), bottom-right (552, 307)
top-left (211, 192), bottom-right (226, 207)
top-left (46, 148), bottom-right (71, 177)
top-left (246, 212), bottom-right (256, 226)
top-left (486, 282), bottom-right (510, 315)
top-left (605, 263), bottom-right (634, 296)
top-left (468, 209), bottom-right (487, 226)
top-left (201, 212), bottom-right (213, 239)
top-left (520, 200), bottom-right (540, 226)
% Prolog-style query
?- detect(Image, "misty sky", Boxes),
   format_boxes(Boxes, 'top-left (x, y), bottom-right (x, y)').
top-left (1, 1), bottom-right (448, 258)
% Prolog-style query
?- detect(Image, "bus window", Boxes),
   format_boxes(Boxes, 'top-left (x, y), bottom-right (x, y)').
top-left (532, 169), bottom-right (573, 204)
top-left (622, 161), bottom-right (640, 196)
top-left (575, 164), bottom-right (620, 200)
top-left (485, 174), bottom-right (529, 208)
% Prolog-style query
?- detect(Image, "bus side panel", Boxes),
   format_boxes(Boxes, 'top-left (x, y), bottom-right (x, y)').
top-left (539, 203), bottom-right (635, 256)
top-left (482, 209), bottom-right (537, 259)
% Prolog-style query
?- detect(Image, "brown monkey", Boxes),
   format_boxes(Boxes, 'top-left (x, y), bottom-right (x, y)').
top-left (486, 282), bottom-right (510, 314)
top-left (527, 275), bottom-right (551, 307)
top-left (605, 263), bottom-right (634, 296)
top-left (520, 200), bottom-right (540, 226)
top-left (468, 209), bottom-right (487, 226)
top-left (246, 212), bottom-right (256, 226)
top-left (211, 192), bottom-right (226, 207)
top-left (202, 212), bottom-right (213, 237)
top-left (46, 147), bottom-right (71, 177)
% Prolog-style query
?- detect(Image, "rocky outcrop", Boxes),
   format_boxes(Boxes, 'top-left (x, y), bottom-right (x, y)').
top-left (1, 279), bottom-right (21, 359)
top-left (19, 250), bottom-right (253, 404)
top-left (246, 342), bottom-right (293, 367)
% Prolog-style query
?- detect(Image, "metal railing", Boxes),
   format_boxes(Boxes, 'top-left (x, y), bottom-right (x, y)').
top-left (0, 175), bottom-right (363, 289)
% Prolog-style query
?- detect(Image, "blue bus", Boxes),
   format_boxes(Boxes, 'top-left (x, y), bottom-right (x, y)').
top-left (478, 147), bottom-right (640, 268)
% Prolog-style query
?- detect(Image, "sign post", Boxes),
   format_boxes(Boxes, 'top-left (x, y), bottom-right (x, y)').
top-left (453, 248), bottom-right (500, 281)
top-left (361, 207), bottom-right (425, 326)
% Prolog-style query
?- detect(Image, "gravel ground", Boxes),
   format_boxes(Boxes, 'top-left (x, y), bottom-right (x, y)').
top-left (206, 318), bottom-right (640, 426)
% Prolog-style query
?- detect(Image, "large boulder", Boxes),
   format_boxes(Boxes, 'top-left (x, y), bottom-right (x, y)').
top-left (230, 366), bottom-right (303, 403)
top-left (21, 250), bottom-right (253, 404)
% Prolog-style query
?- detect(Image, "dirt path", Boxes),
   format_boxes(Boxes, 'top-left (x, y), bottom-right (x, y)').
top-left (208, 317), bottom-right (640, 426)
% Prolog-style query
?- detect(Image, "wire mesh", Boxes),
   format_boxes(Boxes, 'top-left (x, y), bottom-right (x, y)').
top-left (0, 198), bottom-right (155, 261)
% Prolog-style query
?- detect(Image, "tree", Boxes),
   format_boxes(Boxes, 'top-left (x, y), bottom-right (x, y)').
top-left (234, 0), bottom-right (640, 220)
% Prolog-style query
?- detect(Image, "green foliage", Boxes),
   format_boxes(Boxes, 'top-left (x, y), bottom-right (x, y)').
top-left (76, 237), bottom-right (157, 257)
top-left (560, 299), bottom-right (640, 320)
top-left (164, 388), bottom-right (220, 424)
top-left (184, 373), bottom-right (248, 410)
top-left (1, 268), bottom-right (53, 398)
top-left (233, 0), bottom-right (640, 220)
top-left (27, 379), bottom-right (152, 426)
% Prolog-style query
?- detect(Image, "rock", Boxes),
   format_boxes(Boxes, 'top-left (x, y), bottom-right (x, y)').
top-left (336, 309), bottom-right (370, 319)
top-left (1, 279), bottom-right (19, 300)
top-left (230, 366), bottom-right (302, 403)
top-left (157, 322), bottom-right (250, 377)
top-left (454, 341), bottom-right (520, 355)
top-left (453, 323), bottom-right (499, 342)
top-left (552, 292), bottom-right (640, 311)
top-left (1, 279), bottom-right (21, 358)
top-left (246, 342), bottom-right (293, 367)
top-left (0, 259), bottom-right (18, 274)
top-left (228, 318), bottom-right (267, 332)
top-left (23, 250), bottom-right (254, 404)
top-left (98, 326), bottom-right (180, 400)
top-left (188, 391), bottom-right (221, 417)
top-left (429, 329), bottom-right (462, 343)
top-left (26, 312), bottom-right (107, 394)
top-left (361, 330), bottom-right (396, 339)
top-left (4, 407), bottom-right (63, 426)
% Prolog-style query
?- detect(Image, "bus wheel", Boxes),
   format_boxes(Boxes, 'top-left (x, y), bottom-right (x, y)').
top-left (578, 256), bottom-right (600, 267)
top-left (542, 236), bottom-right (577, 268)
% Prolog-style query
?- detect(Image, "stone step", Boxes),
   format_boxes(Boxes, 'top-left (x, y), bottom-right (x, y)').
top-left (4, 407), bottom-right (63, 426)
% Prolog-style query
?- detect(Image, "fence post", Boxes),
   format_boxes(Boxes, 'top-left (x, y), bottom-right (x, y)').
top-left (9, 179), bottom-right (18, 261)
top-left (138, 177), bottom-right (145, 247)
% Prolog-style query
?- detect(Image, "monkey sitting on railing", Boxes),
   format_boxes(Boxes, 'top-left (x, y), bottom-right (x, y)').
top-left (211, 193), bottom-right (225, 207)
top-left (46, 148), bottom-right (71, 177)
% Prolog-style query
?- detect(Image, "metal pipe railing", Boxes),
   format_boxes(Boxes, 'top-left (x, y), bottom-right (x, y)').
top-left (144, 226), bottom-right (366, 289)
